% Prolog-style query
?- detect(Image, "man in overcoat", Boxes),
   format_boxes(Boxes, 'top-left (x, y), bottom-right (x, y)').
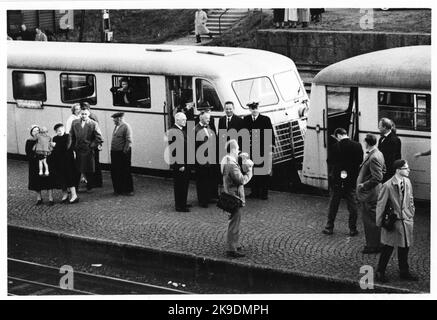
top-left (378, 117), bottom-right (401, 182)
top-left (168, 112), bottom-right (191, 212)
top-left (356, 134), bottom-right (386, 254)
top-left (322, 128), bottom-right (363, 236)
top-left (242, 102), bottom-right (275, 200)
top-left (70, 104), bottom-right (103, 191)
top-left (375, 159), bottom-right (418, 282)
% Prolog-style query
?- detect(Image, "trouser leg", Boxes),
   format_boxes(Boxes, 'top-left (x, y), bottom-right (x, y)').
top-left (196, 166), bottom-right (209, 205)
top-left (174, 169), bottom-right (184, 209)
top-left (344, 188), bottom-right (358, 231)
top-left (227, 209), bottom-right (242, 251)
top-left (326, 187), bottom-right (342, 229)
top-left (110, 151), bottom-right (121, 193)
top-left (398, 246), bottom-right (410, 274)
top-left (121, 149), bottom-right (133, 193)
top-left (361, 200), bottom-right (381, 248)
top-left (377, 245), bottom-right (394, 274)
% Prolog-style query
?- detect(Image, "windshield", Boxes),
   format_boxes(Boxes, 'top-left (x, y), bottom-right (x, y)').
top-left (274, 70), bottom-right (304, 102)
top-left (232, 77), bottom-right (279, 108)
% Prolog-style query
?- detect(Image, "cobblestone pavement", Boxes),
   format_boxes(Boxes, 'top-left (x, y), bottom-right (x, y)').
top-left (8, 160), bottom-right (430, 292)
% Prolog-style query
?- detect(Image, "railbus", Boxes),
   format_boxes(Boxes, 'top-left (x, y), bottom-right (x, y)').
top-left (7, 41), bottom-right (309, 176)
top-left (301, 45), bottom-right (431, 200)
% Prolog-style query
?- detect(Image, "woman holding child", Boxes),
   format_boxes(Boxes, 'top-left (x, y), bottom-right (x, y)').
top-left (25, 125), bottom-right (56, 205)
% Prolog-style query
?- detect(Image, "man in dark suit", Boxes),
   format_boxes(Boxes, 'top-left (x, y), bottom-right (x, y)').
top-left (83, 102), bottom-right (103, 189)
top-left (243, 102), bottom-right (276, 200)
top-left (194, 110), bottom-right (218, 208)
top-left (322, 128), bottom-right (363, 236)
top-left (378, 118), bottom-right (401, 182)
top-left (168, 112), bottom-right (191, 212)
top-left (356, 134), bottom-right (386, 254)
top-left (218, 101), bottom-right (244, 152)
top-left (70, 104), bottom-right (104, 192)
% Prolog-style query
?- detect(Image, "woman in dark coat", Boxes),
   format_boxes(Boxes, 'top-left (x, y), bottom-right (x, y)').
top-left (52, 123), bottom-right (80, 203)
top-left (26, 125), bottom-right (56, 205)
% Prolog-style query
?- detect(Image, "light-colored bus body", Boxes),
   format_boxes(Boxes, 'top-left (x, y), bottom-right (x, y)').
top-left (7, 41), bottom-right (309, 172)
top-left (302, 46), bottom-right (431, 200)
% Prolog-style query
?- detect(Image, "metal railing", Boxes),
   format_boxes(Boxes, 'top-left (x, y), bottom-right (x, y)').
top-left (218, 9), bottom-right (230, 36)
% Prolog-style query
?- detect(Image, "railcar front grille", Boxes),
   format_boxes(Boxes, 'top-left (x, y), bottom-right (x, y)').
top-left (273, 119), bottom-right (306, 165)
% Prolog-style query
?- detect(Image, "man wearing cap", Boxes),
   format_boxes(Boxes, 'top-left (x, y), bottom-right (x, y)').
top-left (110, 112), bottom-right (134, 196)
top-left (243, 102), bottom-right (275, 200)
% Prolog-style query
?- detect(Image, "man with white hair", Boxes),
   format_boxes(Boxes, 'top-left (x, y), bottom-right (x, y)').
top-left (168, 112), bottom-right (191, 212)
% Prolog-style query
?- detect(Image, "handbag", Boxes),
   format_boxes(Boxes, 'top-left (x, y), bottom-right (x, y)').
top-left (217, 192), bottom-right (243, 215)
top-left (381, 200), bottom-right (397, 231)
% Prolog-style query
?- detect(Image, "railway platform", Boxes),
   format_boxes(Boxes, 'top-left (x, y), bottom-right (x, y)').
top-left (7, 159), bottom-right (430, 293)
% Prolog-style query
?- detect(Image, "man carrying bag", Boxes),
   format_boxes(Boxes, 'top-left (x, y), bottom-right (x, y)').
top-left (220, 139), bottom-right (253, 258)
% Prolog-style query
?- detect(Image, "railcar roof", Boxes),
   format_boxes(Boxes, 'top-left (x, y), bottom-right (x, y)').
top-left (7, 41), bottom-right (295, 80)
top-left (313, 46), bottom-right (431, 91)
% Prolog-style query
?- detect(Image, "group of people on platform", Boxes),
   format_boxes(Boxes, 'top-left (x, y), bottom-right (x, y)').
top-left (322, 117), bottom-right (427, 283)
top-left (168, 101), bottom-right (274, 258)
top-left (26, 102), bottom-right (133, 205)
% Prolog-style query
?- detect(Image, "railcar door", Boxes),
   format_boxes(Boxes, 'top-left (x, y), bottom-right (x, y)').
top-left (165, 76), bottom-right (194, 130)
top-left (325, 86), bottom-right (359, 186)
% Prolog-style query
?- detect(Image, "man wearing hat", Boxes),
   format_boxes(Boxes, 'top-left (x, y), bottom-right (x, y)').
top-left (110, 112), bottom-right (134, 196)
top-left (243, 102), bottom-right (275, 200)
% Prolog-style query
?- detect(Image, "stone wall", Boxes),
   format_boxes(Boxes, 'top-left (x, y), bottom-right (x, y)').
top-left (256, 29), bottom-right (431, 66)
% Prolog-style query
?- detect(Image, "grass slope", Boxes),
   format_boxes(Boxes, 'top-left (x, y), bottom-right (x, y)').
top-left (60, 9), bottom-right (196, 43)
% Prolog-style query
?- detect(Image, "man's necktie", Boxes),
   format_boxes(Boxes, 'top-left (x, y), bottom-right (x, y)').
top-left (400, 179), bottom-right (405, 198)
top-left (226, 117), bottom-right (230, 129)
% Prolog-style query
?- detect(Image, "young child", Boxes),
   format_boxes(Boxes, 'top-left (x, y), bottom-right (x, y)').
top-left (237, 152), bottom-right (254, 206)
top-left (33, 126), bottom-right (55, 176)
top-left (239, 152), bottom-right (254, 174)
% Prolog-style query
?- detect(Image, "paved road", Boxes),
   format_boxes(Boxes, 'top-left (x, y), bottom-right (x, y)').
top-left (7, 159), bottom-right (430, 292)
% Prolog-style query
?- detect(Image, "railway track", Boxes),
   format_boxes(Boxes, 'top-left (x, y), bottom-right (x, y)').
top-left (8, 258), bottom-right (192, 296)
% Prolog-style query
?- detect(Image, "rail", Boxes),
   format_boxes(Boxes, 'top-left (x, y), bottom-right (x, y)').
top-left (218, 9), bottom-right (230, 36)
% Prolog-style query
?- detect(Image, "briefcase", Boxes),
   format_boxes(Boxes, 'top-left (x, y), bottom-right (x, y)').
top-left (217, 192), bottom-right (243, 215)
top-left (381, 200), bottom-right (397, 231)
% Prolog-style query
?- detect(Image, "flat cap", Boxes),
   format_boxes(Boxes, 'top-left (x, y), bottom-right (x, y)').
top-left (111, 112), bottom-right (124, 118)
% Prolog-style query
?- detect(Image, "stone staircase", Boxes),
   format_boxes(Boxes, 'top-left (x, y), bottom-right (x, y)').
top-left (194, 9), bottom-right (249, 39)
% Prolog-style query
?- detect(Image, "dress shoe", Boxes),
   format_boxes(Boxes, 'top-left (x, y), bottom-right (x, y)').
top-left (237, 246), bottom-right (244, 252)
top-left (349, 229), bottom-right (359, 237)
top-left (61, 198), bottom-right (69, 204)
top-left (123, 192), bottom-right (135, 196)
top-left (375, 271), bottom-right (388, 283)
top-left (260, 195), bottom-right (268, 200)
top-left (361, 247), bottom-right (380, 254)
top-left (400, 272), bottom-right (419, 281)
top-left (186, 204), bottom-right (193, 208)
top-left (246, 193), bottom-right (259, 199)
top-left (176, 207), bottom-right (190, 212)
top-left (48, 200), bottom-right (54, 206)
top-left (36, 199), bottom-right (43, 205)
top-left (69, 197), bottom-right (80, 204)
top-left (226, 251), bottom-right (246, 258)
top-left (200, 203), bottom-right (209, 208)
top-left (322, 228), bottom-right (333, 235)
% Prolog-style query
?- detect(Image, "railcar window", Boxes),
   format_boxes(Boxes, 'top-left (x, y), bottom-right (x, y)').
top-left (232, 77), bottom-right (278, 108)
top-left (111, 76), bottom-right (151, 108)
top-left (274, 71), bottom-right (303, 102)
top-left (378, 91), bottom-right (430, 132)
top-left (60, 73), bottom-right (96, 105)
top-left (326, 86), bottom-right (352, 114)
top-left (195, 79), bottom-right (223, 111)
top-left (12, 71), bottom-right (46, 101)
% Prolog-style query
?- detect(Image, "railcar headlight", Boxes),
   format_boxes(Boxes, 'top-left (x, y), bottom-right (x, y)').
top-left (298, 104), bottom-right (309, 118)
